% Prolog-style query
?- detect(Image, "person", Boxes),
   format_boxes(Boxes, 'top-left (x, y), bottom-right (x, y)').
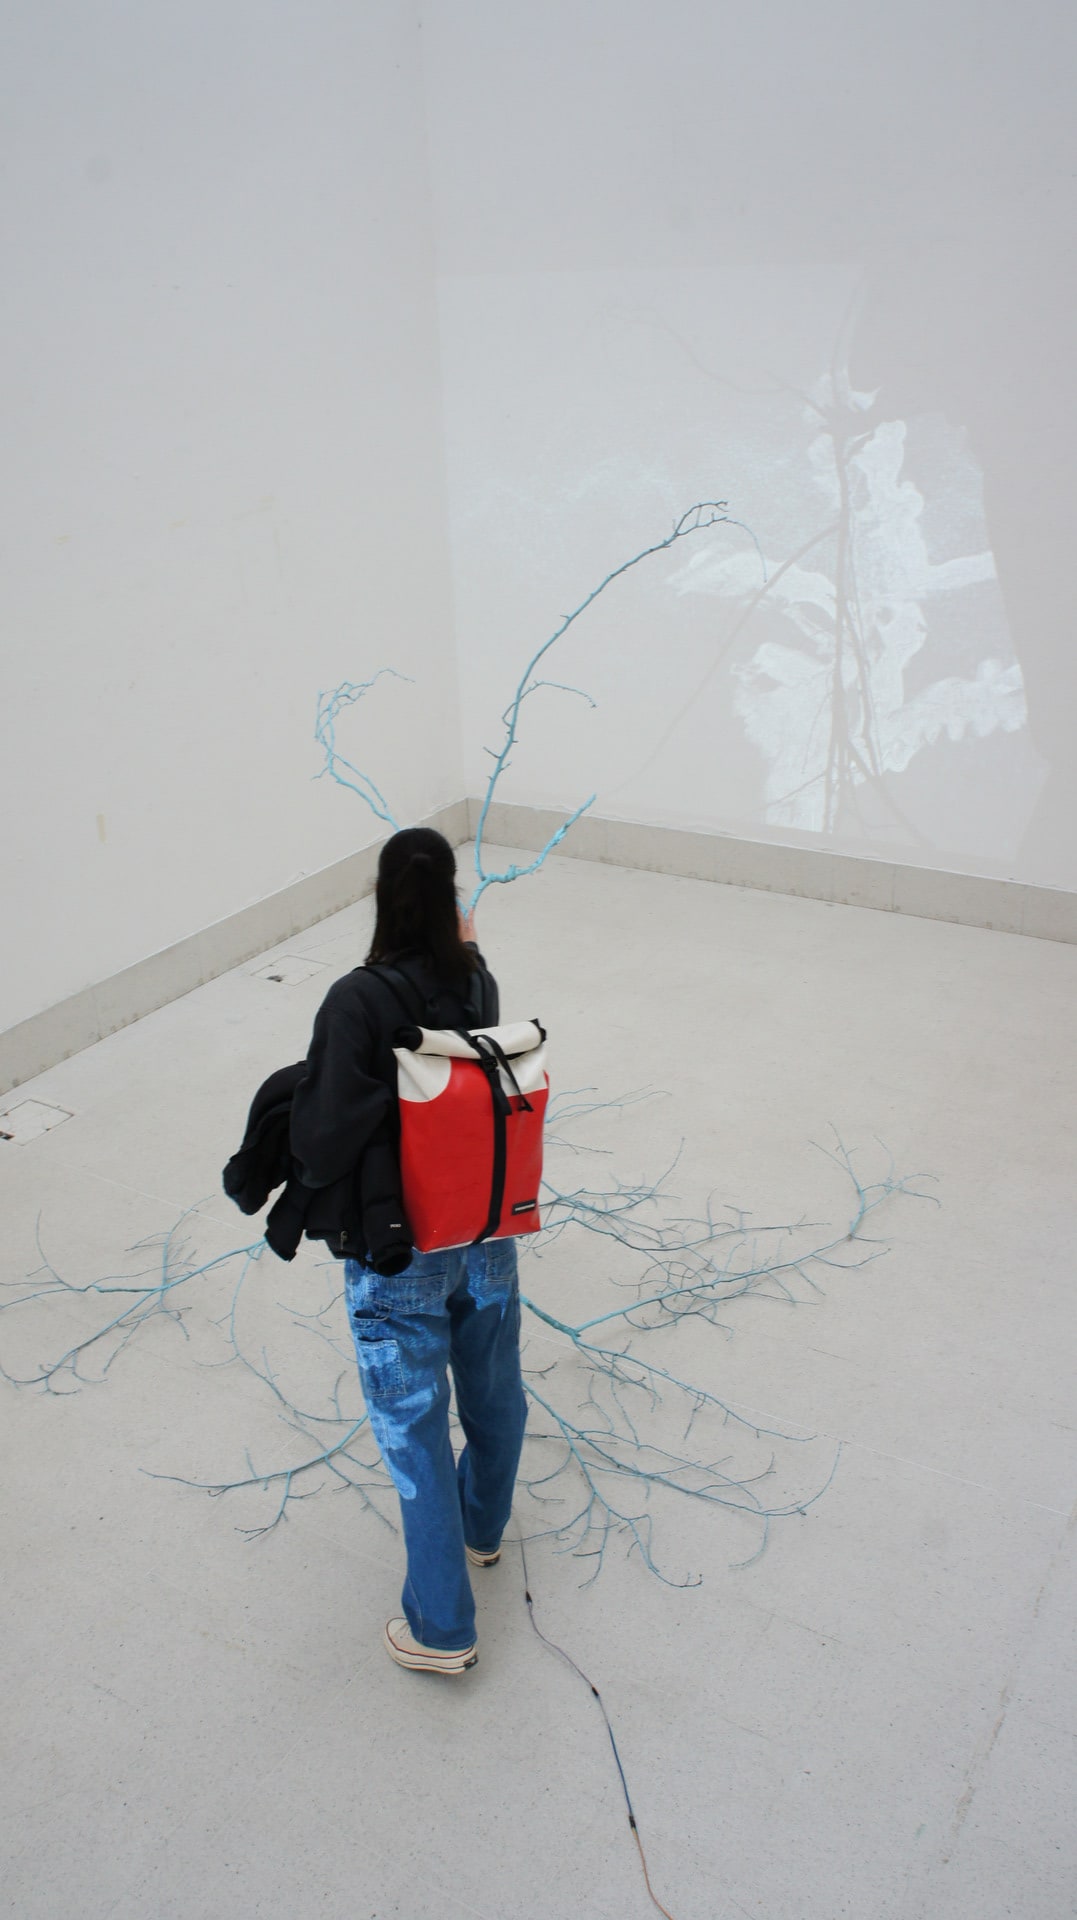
top-left (289, 827), bottom-right (528, 1675)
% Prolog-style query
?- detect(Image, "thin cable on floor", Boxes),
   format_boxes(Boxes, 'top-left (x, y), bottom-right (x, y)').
top-left (517, 1529), bottom-right (679, 1920)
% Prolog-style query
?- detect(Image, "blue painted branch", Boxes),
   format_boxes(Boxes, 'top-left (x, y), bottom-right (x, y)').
top-left (469, 501), bottom-right (743, 909)
top-left (313, 667), bottom-right (412, 830)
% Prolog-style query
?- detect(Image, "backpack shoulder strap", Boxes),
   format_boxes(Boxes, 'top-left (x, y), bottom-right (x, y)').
top-left (463, 962), bottom-right (491, 1027)
top-left (367, 961), bottom-right (508, 1053)
top-left (368, 959), bottom-right (497, 1030)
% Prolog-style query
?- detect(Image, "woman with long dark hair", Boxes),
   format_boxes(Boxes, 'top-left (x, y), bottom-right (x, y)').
top-left (290, 827), bottom-right (528, 1673)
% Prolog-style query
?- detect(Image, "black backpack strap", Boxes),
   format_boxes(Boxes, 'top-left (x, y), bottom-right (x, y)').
top-left (465, 1031), bottom-right (533, 1115)
top-left (463, 964), bottom-right (487, 1027)
top-left (460, 1031), bottom-right (534, 1245)
top-left (471, 958), bottom-right (500, 1027)
top-left (368, 959), bottom-right (496, 1032)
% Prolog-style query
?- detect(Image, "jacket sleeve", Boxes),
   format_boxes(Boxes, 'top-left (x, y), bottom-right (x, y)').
top-left (289, 979), bottom-right (393, 1189)
top-left (222, 1064), bottom-right (307, 1212)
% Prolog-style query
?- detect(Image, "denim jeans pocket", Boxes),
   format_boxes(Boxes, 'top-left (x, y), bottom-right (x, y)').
top-left (350, 1327), bottom-right (407, 1399)
top-left (470, 1236), bottom-right (518, 1310)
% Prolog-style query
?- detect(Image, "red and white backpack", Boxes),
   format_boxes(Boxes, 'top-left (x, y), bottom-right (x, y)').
top-left (369, 968), bottom-right (548, 1252)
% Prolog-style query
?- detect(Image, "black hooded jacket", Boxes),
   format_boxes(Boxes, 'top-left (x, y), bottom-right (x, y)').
top-left (222, 950), bottom-right (498, 1268)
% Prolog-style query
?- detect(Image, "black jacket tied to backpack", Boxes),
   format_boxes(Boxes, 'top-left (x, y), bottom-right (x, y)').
top-left (222, 950), bottom-right (498, 1272)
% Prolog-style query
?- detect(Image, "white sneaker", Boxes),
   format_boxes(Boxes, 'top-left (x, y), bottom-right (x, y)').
top-left (383, 1617), bottom-right (478, 1674)
top-left (465, 1543), bottom-right (501, 1568)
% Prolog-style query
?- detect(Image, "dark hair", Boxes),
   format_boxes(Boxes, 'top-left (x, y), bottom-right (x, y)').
top-left (366, 827), bottom-right (477, 979)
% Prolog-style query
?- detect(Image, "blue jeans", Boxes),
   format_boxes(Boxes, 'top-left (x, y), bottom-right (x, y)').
top-left (344, 1239), bottom-right (528, 1650)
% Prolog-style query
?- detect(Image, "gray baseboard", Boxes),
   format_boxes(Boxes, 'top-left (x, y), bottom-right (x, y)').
top-left (5, 793), bottom-right (1075, 1097)
top-left (468, 798), bottom-right (1077, 945)
top-left (0, 799), bottom-right (470, 1097)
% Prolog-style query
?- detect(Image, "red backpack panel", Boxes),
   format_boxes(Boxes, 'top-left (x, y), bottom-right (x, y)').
top-left (394, 1022), bottom-right (548, 1250)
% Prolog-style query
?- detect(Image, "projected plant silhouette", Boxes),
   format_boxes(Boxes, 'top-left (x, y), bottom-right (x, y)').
top-left (656, 336), bottom-right (1020, 841)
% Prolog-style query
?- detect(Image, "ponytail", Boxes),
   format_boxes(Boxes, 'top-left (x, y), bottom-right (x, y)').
top-left (366, 828), bottom-right (477, 979)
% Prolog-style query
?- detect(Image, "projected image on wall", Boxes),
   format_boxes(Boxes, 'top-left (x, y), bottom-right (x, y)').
top-left (440, 269), bottom-right (1045, 876)
top-left (668, 365), bottom-right (1023, 837)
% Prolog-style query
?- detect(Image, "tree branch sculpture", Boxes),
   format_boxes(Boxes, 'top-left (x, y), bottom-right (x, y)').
top-left (0, 1118), bottom-right (935, 1576)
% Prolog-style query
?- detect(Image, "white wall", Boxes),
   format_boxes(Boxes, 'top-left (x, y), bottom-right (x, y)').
top-left (6, 4), bottom-right (1076, 1044)
top-left (1, 2), bottom-right (461, 1033)
top-left (425, 0), bottom-right (1077, 890)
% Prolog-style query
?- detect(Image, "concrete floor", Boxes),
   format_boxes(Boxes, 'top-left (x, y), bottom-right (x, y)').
top-left (2, 845), bottom-right (1075, 1920)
